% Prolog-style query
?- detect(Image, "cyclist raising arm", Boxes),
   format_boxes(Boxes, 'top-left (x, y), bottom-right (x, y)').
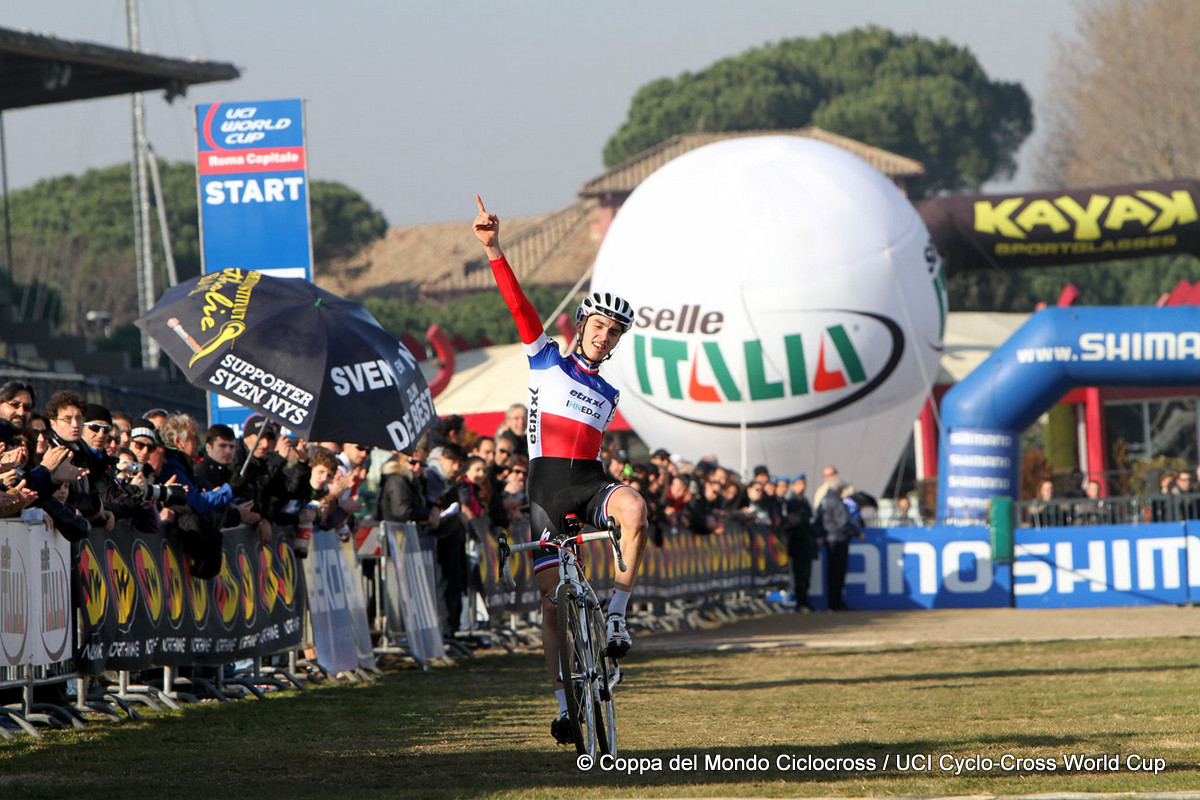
top-left (473, 194), bottom-right (648, 746)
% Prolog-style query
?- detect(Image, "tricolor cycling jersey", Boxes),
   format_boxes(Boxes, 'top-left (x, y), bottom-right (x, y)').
top-left (490, 255), bottom-right (618, 461)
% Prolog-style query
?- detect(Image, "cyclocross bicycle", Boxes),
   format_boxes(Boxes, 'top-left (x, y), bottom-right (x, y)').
top-left (497, 514), bottom-right (624, 757)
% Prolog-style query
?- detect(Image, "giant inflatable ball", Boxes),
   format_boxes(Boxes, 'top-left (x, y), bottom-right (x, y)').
top-left (592, 137), bottom-right (946, 492)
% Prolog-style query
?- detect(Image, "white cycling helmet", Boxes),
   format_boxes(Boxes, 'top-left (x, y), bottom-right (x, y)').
top-left (576, 291), bottom-right (635, 333)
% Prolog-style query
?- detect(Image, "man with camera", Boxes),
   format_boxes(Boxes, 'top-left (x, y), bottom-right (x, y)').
top-left (46, 389), bottom-right (116, 531)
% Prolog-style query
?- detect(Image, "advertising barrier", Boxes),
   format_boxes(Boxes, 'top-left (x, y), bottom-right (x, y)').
top-left (380, 522), bottom-right (444, 664)
top-left (1, 515), bottom-right (73, 673)
top-left (839, 526), bottom-right (1011, 610)
top-left (477, 520), bottom-right (1200, 613)
top-left (379, 525), bottom-right (446, 662)
top-left (304, 529), bottom-right (374, 674)
top-left (1013, 522), bottom-right (1200, 609)
top-left (480, 521), bottom-right (790, 615)
top-left (74, 522), bottom-right (306, 674)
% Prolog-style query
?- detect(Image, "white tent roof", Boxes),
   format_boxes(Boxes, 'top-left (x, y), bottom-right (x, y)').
top-left (937, 312), bottom-right (1030, 384)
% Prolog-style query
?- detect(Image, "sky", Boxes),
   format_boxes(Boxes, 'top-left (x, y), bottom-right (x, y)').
top-left (3, 1), bottom-right (1079, 228)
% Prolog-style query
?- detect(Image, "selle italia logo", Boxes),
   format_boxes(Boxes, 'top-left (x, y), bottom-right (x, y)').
top-left (628, 307), bottom-right (904, 428)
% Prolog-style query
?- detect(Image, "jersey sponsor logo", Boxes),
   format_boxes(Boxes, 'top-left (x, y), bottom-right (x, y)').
top-left (528, 388), bottom-right (540, 446)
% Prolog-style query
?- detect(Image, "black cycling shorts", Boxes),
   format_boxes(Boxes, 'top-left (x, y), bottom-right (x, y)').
top-left (526, 457), bottom-right (622, 573)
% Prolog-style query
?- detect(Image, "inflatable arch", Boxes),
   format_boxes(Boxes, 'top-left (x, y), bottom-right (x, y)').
top-left (937, 305), bottom-right (1200, 522)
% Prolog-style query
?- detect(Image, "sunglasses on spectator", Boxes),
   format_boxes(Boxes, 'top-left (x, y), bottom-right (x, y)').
top-left (498, 449), bottom-right (512, 455)
top-left (352, 444), bottom-right (369, 452)
top-left (3, 400), bottom-right (32, 410)
top-left (408, 459), bottom-right (424, 466)
top-left (85, 423), bottom-right (112, 433)
top-left (512, 469), bottom-right (527, 476)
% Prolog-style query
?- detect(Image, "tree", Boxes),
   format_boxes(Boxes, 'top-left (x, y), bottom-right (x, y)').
top-left (1036, 0), bottom-right (1200, 187)
top-left (309, 181), bottom-right (388, 261)
top-left (603, 26), bottom-right (1032, 198)
top-left (364, 284), bottom-right (570, 348)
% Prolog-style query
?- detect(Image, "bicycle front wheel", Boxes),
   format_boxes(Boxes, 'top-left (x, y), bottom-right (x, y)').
top-left (589, 607), bottom-right (618, 756)
top-left (557, 583), bottom-right (596, 756)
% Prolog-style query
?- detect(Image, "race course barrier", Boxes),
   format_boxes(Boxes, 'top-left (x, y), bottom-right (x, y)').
top-left (1, 513), bottom-right (73, 675)
top-left (479, 520), bottom-right (790, 616)
top-left (479, 519), bottom-right (1200, 613)
top-left (75, 521), bottom-right (306, 674)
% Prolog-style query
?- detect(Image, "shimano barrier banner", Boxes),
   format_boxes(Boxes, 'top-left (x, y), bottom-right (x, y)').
top-left (1014, 523), bottom-right (1196, 609)
top-left (939, 305), bottom-right (1200, 522)
top-left (381, 522), bottom-right (444, 665)
top-left (0, 516), bottom-right (72, 670)
top-left (75, 522), bottom-right (306, 674)
top-left (195, 98), bottom-right (313, 432)
top-left (918, 179), bottom-right (1200, 274)
top-left (840, 526), bottom-right (1012, 610)
top-left (304, 530), bottom-right (373, 674)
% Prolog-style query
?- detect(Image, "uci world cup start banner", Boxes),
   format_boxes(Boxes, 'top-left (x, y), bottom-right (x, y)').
top-left (195, 98), bottom-right (313, 433)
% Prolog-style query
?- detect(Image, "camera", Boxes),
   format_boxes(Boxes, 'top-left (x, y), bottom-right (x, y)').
top-left (129, 482), bottom-right (187, 504)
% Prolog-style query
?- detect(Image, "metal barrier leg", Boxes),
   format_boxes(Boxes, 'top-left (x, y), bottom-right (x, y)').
top-left (0, 705), bottom-right (40, 738)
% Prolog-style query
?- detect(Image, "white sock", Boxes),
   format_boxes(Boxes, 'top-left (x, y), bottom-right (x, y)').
top-left (608, 589), bottom-right (631, 618)
top-left (555, 689), bottom-right (567, 714)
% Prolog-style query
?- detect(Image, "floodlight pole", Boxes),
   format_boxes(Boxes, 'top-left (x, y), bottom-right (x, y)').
top-left (127, 0), bottom-right (160, 370)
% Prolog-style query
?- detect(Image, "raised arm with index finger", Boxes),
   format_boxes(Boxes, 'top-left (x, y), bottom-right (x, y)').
top-left (473, 194), bottom-right (503, 261)
top-left (474, 195), bottom-right (543, 345)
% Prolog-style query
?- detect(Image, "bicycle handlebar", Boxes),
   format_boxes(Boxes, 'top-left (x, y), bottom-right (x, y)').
top-left (496, 528), bottom-right (626, 589)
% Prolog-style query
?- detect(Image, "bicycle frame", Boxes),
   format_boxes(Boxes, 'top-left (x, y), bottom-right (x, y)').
top-left (498, 523), bottom-right (624, 757)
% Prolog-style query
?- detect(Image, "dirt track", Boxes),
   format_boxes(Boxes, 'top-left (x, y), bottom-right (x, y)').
top-left (641, 605), bottom-right (1200, 652)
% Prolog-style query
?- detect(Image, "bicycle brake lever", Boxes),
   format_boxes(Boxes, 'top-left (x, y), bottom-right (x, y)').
top-left (608, 522), bottom-right (626, 571)
top-left (611, 539), bottom-right (627, 572)
top-left (497, 535), bottom-right (515, 589)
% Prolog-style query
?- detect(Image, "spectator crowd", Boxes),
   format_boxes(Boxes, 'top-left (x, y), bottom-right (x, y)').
top-left (0, 378), bottom-right (922, 628)
top-left (373, 404), bottom-right (907, 623)
top-left (31, 382), bottom-right (1197, 631)
top-left (0, 379), bottom-right (373, 581)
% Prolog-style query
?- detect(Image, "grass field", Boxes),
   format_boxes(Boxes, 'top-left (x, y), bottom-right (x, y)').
top-left (3, 619), bottom-right (1199, 799)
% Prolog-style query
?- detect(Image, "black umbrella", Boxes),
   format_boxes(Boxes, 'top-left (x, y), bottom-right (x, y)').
top-left (135, 268), bottom-right (436, 452)
top-left (850, 491), bottom-right (878, 509)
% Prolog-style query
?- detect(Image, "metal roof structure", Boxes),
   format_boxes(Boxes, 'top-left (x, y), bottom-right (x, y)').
top-left (0, 26), bottom-right (239, 111)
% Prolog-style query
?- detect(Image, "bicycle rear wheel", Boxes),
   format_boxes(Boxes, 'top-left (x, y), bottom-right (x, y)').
top-left (557, 583), bottom-right (596, 756)
top-left (589, 607), bottom-right (618, 755)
